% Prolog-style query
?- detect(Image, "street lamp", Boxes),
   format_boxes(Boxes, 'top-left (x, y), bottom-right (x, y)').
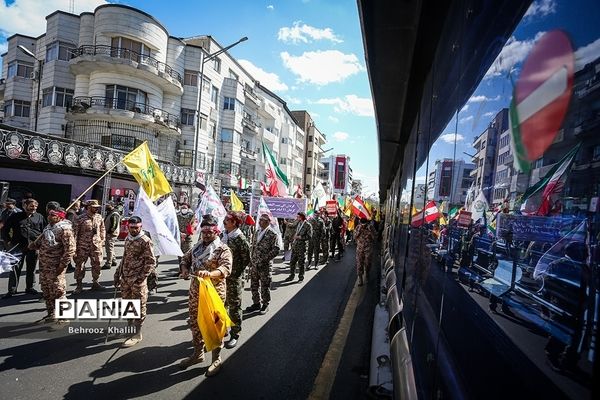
top-left (17, 45), bottom-right (43, 132)
top-left (192, 36), bottom-right (248, 173)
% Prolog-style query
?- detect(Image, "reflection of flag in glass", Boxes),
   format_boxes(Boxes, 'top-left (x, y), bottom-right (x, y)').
top-left (411, 201), bottom-right (439, 227)
top-left (520, 143), bottom-right (580, 216)
top-left (533, 219), bottom-right (587, 280)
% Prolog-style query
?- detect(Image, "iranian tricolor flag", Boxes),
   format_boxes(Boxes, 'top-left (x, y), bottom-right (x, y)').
top-left (238, 176), bottom-right (249, 189)
top-left (520, 143), bottom-right (580, 216)
top-left (351, 196), bottom-right (371, 219)
top-left (262, 142), bottom-right (289, 197)
top-left (411, 201), bottom-right (440, 227)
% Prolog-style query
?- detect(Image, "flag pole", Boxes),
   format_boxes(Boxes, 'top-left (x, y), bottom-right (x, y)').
top-left (65, 162), bottom-right (121, 212)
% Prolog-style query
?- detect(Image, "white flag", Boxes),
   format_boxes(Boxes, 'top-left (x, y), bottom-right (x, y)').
top-left (195, 184), bottom-right (227, 230)
top-left (313, 181), bottom-right (328, 208)
top-left (156, 196), bottom-right (181, 247)
top-left (134, 189), bottom-right (183, 257)
top-left (470, 190), bottom-right (489, 223)
top-left (256, 196), bottom-right (283, 248)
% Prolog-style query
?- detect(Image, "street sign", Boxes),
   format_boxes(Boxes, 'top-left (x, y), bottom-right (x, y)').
top-left (514, 30), bottom-right (574, 163)
top-left (457, 210), bottom-right (472, 228)
top-left (326, 200), bottom-right (338, 216)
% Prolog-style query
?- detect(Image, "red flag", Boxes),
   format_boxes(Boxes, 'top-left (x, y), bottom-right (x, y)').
top-left (260, 181), bottom-right (269, 196)
top-left (351, 196), bottom-right (371, 219)
top-left (411, 201), bottom-right (440, 227)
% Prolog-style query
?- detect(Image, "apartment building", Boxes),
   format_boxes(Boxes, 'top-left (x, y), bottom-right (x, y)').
top-left (426, 159), bottom-right (475, 205)
top-left (320, 154), bottom-right (352, 196)
top-left (291, 110), bottom-right (327, 197)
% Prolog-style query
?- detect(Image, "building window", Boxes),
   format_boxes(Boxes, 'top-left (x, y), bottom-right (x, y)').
top-left (7, 61), bottom-right (33, 79)
top-left (111, 37), bottom-right (150, 62)
top-left (7, 100), bottom-right (31, 117)
top-left (213, 57), bottom-right (221, 73)
top-left (42, 88), bottom-right (53, 108)
top-left (211, 122), bottom-right (217, 140)
top-left (202, 77), bottom-right (211, 93)
top-left (105, 85), bottom-right (148, 110)
top-left (223, 97), bottom-right (235, 111)
top-left (211, 85), bottom-right (219, 104)
top-left (308, 151), bottom-right (312, 157)
top-left (281, 137), bottom-right (289, 144)
top-left (181, 109), bottom-right (195, 126)
top-left (280, 158), bottom-right (287, 165)
top-left (229, 69), bottom-right (239, 81)
top-left (197, 152), bottom-right (206, 169)
top-left (184, 70), bottom-right (198, 86)
top-left (45, 42), bottom-right (74, 62)
top-left (221, 128), bottom-right (234, 142)
top-left (306, 167), bottom-right (312, 174)
top-left (534, 158), bottom-right (543, 169)
top-left (55, 87), bottom-right (74, 107)
top-left (308, 135), bottom-right (313, 142)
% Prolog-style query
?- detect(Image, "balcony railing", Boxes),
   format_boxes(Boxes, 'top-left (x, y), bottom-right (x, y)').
top-left (71, 45), bottom-right (183, 84)
top-left (71, 96), bottom-right (181, 128)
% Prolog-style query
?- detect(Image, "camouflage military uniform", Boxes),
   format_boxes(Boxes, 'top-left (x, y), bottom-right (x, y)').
top-left (74, 213), bottom-right (105, 283)
top-left (180, 239), bottom-right (232, 354)
top-left (282, 219), bottom-right (297, 254)
top-left (307, 217), bottom-right (325, 268)
top-left (250, 227), bottom-right (280, 305)
top-left (115, 233), bottom-right (156, 324)
top-left (223, 230), bottom-right (250, 338)
top-left (354, 223), bottom-right (377, 276)
top-left (31, 220), bottom-right (76, 317)
top-left (177, 211), bottom-right (195, 254)
top-left (289, 220), bottom-right (312, 279)
top-left (320, 216), bottom-right (331, 263)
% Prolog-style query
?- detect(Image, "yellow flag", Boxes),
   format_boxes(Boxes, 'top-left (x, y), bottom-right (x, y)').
top-left (230, 191), bottom-right (244, 211)
top-left (412, 206), bottom-right (418, 216)
top-left (122, 142), bottom-right (172, 201)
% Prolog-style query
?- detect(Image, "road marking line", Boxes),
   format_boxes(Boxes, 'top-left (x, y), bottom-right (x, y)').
top-left (309, 279), bottom-right (366, 400)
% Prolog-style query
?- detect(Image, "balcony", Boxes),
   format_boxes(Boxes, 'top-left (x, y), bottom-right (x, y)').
top-left (242, 113), bottom-right (259, 134)
top-left (240, 147), bottom-right (257, 160)
top-left (69, 96), bottom-right (181, 134)
top-left (69, 45), bottom-right (183, 95)
top-left (244, 87), bottom-right (260, 105)
top-left (262, 127), bottom-right (278, 143)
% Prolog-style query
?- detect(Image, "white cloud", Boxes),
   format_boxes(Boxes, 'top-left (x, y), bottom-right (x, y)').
top-left (281, 50), bottom-right (363, 85)
top-left (0, 42), bottom-right (7, 55)
top-left (238, 59), bottom-right (288, 92)
top-left (575, 37), bottom-right (600, 71)
top-left (483, 111), bottom-right (495, 117)
top-left (353, 171), bottom-right (379, 196)
top-left (278, 21), bottom-right (342, 44)
top-left (328, 116), bottom-right (339, 123)
top-left (0, 0), bottom-right (106, 38)
top-left (485, 32), bottom-right (545, 79)
top-left (459, 115), bottom-right (474, 124)
top-left (461, 104), bottom-right (469, 112)
top-left (333, 131), bottom-right (349, 141)
top-left (286, 96), bottom-right (302, 105)
top-left (315, 95), bottom-right (374, 117)
top-left (438, 133), bottom-right (465, 144)
top-left (524, 0), bottom-right (557, 20)
top-left (468, 94), bottom-right (500, 103)
top-left (267, 5), bottom-right (274, 10)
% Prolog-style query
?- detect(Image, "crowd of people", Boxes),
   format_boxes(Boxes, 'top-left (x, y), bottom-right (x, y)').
top-left (0, 195), bottom-right (380, 378)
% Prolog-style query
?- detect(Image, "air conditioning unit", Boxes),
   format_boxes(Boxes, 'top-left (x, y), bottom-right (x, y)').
top-left (30, 71), bottom-right (37, 80)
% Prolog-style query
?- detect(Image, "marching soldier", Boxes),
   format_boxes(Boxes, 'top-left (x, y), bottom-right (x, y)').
top-left (177, 203), bottom-right (196, 277)
top-left (179, 215), bottom-right (232, 377)
top-left (282, 218), bottom-right (297, 261)
top-left (307, 213), bottom-right (325, 270)
top-left (222, 211), bottom-right (251, 349)
top-left (29, 208), bottom-right (75, 323)
top-left (245, 214), bottom-right (280, 314)
top-left (320, 210), bottom-right (331, 264)
top-left (330, 210), bottom-right (345, 261)
top-left (102, 202), bottom-right (121, 270)
top-left (353, 217), bottom-right (377, 286)
top-left (114, 216), bottom-right (156, 347)
top-left (73, 199), bottom-right (105, 294)
top-left (285, 212), bottom-right (312, 282)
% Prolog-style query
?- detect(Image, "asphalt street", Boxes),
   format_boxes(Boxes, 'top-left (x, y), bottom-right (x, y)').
top-left (0, 241), bottom-right (377, 400)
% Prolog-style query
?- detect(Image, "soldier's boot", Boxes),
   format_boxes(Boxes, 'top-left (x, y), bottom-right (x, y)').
top-left (284, 274), bottom-right (295, 282)
top-left (205, 348), bottom-right (222, 377)
top-left (91, 281), bottom-right (106, 291)
top-left (123, 324), bottom-right (143, 347)
top-left (179, 350), bottom-right (205, 369)
top-left (72, 281), bottom-right (83, 295)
